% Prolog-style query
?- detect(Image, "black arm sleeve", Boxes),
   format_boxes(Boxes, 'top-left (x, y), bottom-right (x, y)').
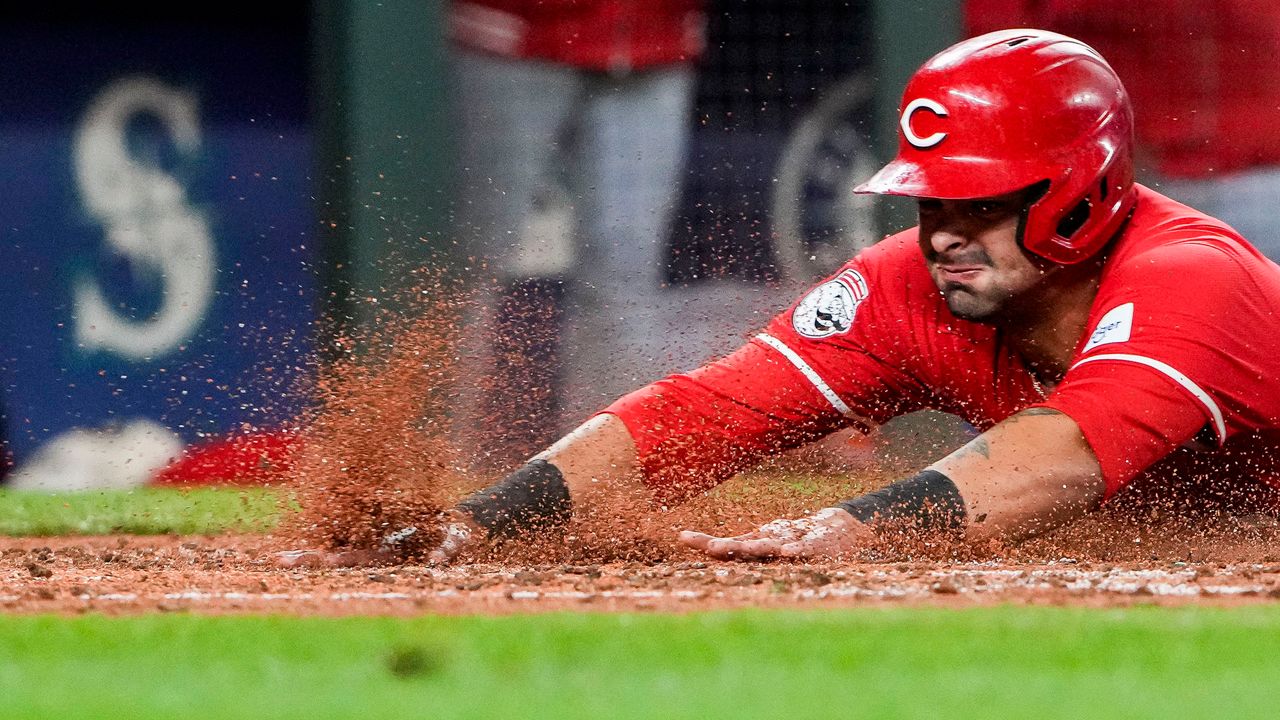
top-left (836, 469), bottom-right (967, 532)
top-left (456, 459), bottom-right (573, 538)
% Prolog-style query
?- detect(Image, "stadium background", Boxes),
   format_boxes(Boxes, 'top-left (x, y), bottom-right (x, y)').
top-left (0, 0), bottom-right (961, 488)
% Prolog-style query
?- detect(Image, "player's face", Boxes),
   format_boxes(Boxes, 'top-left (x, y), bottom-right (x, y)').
top-left (916, 189), bottom-right (1047, 322)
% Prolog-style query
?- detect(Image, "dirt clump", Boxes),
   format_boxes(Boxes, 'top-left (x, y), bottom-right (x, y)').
top-left (282, 286), bottom-right (470, 560)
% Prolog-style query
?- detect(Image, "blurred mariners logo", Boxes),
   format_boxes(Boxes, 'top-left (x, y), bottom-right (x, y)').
top-left (73, 75), bottom-right (215, 361)
top-left (771, 72), bottom-right (882, 283)
top-left (792, 269), bottom-right (868, 339)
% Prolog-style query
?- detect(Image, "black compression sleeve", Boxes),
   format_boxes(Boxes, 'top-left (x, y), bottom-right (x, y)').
top-left (455, 459), bottom-right (573, 538)
top-left (836, 469), bottom-right (967, 532)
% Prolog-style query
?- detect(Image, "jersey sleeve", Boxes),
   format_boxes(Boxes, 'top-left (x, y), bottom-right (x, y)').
top-left (1036, 240), bottom-right (1280, 499)
top-left (602, 237), bottom-right (935, 503)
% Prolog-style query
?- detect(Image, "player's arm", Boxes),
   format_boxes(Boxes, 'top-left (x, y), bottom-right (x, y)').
top-left (678, 407), bottom-right (1105, 560)
top-left (277, 247), bottom-right (922, 568)
top-left (421, 413), bottom-right (646, 562)
top-left (277, 321), bottom-right (866, 569)
top-left (931, 407), bottom-right (1105, 540)
top-left (276, 413), bottom-right (643, 567)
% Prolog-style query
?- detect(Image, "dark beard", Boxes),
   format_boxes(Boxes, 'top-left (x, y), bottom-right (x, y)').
top-left (941, 283), bottom-right (1013, 323)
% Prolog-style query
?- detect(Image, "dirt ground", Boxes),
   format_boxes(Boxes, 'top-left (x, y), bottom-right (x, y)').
top-left (3, 533), bottom-right (1280, 616)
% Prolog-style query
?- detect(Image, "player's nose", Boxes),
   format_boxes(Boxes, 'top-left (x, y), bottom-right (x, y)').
top-left (925, 226), bottom-right (970, 257)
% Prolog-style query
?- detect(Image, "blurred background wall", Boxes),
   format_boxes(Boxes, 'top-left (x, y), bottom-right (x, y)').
top-left (0, 0), bottom-right (969, 488)
top-left (0, 4), bottom-right (317, 489)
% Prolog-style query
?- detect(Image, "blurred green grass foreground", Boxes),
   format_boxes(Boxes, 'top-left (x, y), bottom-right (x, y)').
top-left (3, 608), bottom-right (1280, 720)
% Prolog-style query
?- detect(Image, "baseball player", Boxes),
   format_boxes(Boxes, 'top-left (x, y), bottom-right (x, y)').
top-left (280, 29), bottom-right (1280, 568)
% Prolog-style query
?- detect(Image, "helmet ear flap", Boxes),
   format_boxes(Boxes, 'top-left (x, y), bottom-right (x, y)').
top-left (1056, 196), bottom-right (1093, 241)
top-left (1022, 139), bottom-right (1136, 264)
top-left (1015, 180), bottom-right (1052, 253)
top-left (1051, 176), bottom-right (1118, 245)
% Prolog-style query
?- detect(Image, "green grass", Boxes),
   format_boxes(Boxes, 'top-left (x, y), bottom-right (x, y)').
top-left (1, 606), bottom-right (1278, 719)
top-left (0, 487), bottom-right (284, 535)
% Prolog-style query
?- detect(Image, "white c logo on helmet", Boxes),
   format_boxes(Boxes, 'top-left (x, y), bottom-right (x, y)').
top-left (901, 98), bottom-right (949, 149)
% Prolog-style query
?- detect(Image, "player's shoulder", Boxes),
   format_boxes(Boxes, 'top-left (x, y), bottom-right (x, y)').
top-left (799, 228), bottom-right (934, 305)
top-left (1105, 185), bottom-right (1274, 285)
top-left (842, 227), bottom-right (929, 282)
top-left (825, 227), bottom-right (938, 308)
top-left (781, 227), bottom-right (942, 342)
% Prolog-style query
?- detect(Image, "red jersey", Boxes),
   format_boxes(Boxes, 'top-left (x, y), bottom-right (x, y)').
top-left (449, 0), bottom-right (706, 73)
top-left (605, 186), bottom-right (1280, 505)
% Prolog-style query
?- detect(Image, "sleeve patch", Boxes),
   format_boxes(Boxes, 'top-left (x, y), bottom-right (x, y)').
top-left (791, 269), bottom-right (869, 339)
top-left (1081, 302), bottom-right (1134, 354)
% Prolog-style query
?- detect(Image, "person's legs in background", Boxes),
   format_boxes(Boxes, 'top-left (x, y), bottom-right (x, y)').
top-left (560, 67), bottom-right (782, 423)
top-left (450, 50), bottom-right (584, 469)
top-left (557, 67), bottom-right (693, 421)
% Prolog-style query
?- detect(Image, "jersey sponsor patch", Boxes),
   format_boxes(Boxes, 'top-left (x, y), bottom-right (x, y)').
top-left (791, 269), bottom-right (869, 338)
top-left (1082, 302), bottom-right (1134, 354)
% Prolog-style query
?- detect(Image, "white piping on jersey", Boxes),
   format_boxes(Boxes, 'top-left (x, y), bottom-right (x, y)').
top-left (1071, 353), bottom-right (1226, 444)
top-left (755, 333), bottom-right (854, 416)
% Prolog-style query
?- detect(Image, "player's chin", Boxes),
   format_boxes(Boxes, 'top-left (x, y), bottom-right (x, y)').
top-left (942, 288), bottom-right (1002, 322)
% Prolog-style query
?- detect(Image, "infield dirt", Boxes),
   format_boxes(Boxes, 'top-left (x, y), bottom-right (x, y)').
top-left (2, 512), bottom-right (1280, 616)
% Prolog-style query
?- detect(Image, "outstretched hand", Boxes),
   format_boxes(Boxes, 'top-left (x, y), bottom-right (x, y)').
top-left (274, 513), bottom-right (480, 569)
top-left (678, 507), bottom-right (874, 561)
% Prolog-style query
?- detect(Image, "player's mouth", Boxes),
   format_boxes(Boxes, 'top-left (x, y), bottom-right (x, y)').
top-left (935, 264), bottom-right (988, 284)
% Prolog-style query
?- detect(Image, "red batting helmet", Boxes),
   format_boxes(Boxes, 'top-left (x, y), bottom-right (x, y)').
top-left (856, 29), bottom-right (1137, 264)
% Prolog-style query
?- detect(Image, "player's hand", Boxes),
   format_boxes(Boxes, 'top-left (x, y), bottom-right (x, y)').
top-left (274, 511), bottom-right (481, 568)
top-left (677, 507), bottom-right (875, 561)
top-left (421, 512), bottom-right (481, 565)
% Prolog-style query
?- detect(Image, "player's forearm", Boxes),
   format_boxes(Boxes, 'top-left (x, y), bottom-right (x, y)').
top-left (951, 463), bottom-right (1103, 543)
top-left (829, 409), bottom-right (1105, 545)
top-left (535, 413), bottom-right (647, 509)
top-left (453, 413), bottom-right (648, 540)
top-left (930, 408), bottom-right (1104, 542)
